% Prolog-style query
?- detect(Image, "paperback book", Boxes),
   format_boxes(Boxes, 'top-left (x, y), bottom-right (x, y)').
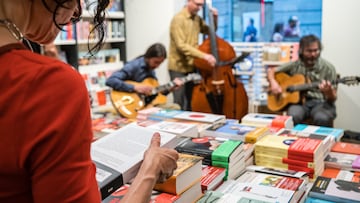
top-left (309, 176), bottom-right (360, 203)
top-left (91, 122), bottom-right (179, 200)
top-left (292, 124), bottom-right (344, 142)
top-left (153, 153), bottom-right (203, 195)
top-left (136, 120), bottom-right (198, 138)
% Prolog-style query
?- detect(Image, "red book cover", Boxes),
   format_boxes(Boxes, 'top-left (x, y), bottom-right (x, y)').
top-left (331, 142), bottom-right (360, 155)
top-left (282, 157), bottom-right (315, 168)
top-left (288, 138), bottom-right (322, 160)
top-left (153, 193), bottom-right (180, 203)
top-left (200, 165), bottom-right (226, 192)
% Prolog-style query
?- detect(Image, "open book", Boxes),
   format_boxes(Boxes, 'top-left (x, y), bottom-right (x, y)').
top-left (91, 122), bottom-right (179, 200)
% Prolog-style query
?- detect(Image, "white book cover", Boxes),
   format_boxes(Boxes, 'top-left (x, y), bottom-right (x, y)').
top-left (216, 180), bottom-right (295, 203)
top-left (173, 111), bottom-right (226, 124)
top-left (91, 122), bottom-right (179, 199)
top-left (136, 120), bottom-right (199, 138)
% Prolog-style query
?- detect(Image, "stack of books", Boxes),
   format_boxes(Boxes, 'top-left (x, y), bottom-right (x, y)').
top-left (211, 140), bottom-right (245, 180)
top-left (254, 135), bottom-right (325, 179)
top-left (241, 112), bottom-right (294, 132)
top-left (153, 153), bottom-right (204, 203)
top-left (200, 165), bottom-right (226, 192)
top-left (291, 124), bottom-right (344, 142)
top-left (323, 141), bottom-right (360, 172)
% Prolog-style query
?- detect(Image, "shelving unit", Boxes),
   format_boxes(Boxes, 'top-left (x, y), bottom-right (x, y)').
top-left (54, 0), bottom-right (126, 109)
top-left (230, 42), bottom-right (299, 113)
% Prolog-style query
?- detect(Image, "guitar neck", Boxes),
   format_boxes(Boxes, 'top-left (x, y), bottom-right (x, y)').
top-left (286, 79), bottom-right (340, 92)
top-left (153, 77), bottom-right (192, 94)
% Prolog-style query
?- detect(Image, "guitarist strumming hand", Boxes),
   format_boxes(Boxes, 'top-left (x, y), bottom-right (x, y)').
top-left (106, 43), bottom-right (184, 110)
top-left (267, 34), bottom-right (337, 127)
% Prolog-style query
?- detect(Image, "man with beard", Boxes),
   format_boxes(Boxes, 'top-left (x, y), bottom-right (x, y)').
top-left (267, 34), bottom-right (337, 127)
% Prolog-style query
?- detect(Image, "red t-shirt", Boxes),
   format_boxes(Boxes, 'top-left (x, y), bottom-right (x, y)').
top-left (0, 43), bottom-right (101, 202)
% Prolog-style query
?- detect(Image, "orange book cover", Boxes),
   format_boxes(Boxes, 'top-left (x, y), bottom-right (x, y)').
top-left (321, 168), bottom-right (360, 182)
top-left (153, 153), bottom-right (203, 195)
top-left (331, 142), bottom-right (360, 155)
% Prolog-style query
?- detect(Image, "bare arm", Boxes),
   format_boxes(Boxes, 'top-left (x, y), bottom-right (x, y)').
top-left (121, 133), bottom-right (179, 203)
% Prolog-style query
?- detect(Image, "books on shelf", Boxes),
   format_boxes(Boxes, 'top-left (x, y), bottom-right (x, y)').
top-left (200, 165), bottom-right (226, 192)
top-left (91, 122), bottom-right (179, 200)
top-left (292, 124), bottom-right (344, 142)
top-left (153, 153), bottom-right (203, 195)
top-left (136, 120), bottom-right (198, 138)
top-left (309, 176), bottom-right (360, 203)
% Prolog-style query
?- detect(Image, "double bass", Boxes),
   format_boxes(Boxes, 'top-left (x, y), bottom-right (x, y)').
top-left (191, 5), bottom-right (249, 120)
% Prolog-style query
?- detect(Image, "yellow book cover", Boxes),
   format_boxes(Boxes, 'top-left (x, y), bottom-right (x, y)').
top-left (254, 135), bottom-right (298, 157)
top-left (244, 126), bottom-right (269, 144)
top-left (153, 153), bottom-right (203, 195)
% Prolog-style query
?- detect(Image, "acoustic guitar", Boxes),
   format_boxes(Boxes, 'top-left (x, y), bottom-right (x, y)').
top-left (267, 72), bottom-right (360, 112)
top-left (110, 73), bottom-right (202, 118)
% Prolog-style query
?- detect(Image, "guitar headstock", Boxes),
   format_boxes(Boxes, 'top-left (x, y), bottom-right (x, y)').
top-left (186, 73), bottom-right (202, 83)
top-left (339, 76), bottom-right (360, 86)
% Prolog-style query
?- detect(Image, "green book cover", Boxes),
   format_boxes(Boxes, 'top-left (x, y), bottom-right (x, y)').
top-left (211, 140), bottom-right (242, 162)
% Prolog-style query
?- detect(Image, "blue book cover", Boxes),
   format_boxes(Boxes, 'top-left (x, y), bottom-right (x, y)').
top-left (201, 119), bottom-right (257, 141)
top-left (292, 124), bottom-right (344, 141)
top-left (305, 197), bottom-right (335, 203)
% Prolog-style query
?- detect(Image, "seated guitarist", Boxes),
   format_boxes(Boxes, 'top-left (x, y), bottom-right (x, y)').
top-left (267, 34), bottom-right (337, 127)
top-left (106, 43), bottom-right (184, 110)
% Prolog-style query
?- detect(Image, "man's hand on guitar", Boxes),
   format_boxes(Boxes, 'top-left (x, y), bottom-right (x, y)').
top-left (319, 80), bottom-right (336, 101)
top-left (134, 85), bottom-right (153, 95)
top-left (171, 77), bottom-right (184, 90)
top-left (269, 79), bottom-right (283, 95)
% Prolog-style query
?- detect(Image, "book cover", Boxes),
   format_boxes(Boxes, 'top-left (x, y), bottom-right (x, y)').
top-left (236, 171), bottom-right (305, 191)
top-left (211, 140), bottom-right (243, 163)
top-left (324, 151), bottom-right (360, 171)
top-left (292, 124), bottom-right (344, 141)
top-left (91, 122), bottom-right (179, 200)
top-left (147, 109), bottom-right (184, 121)
top-left (321, 168), bottom-right (360, 182)
top-left (309, 176), bottom-right (360, 203)
top-left (254, 134), bottom-right (298, 157)
top-left (216, 180), bottom-right (296, 203)
top-left (305, 197), bottom-right (336, 203)
top-left (152, 181), bottom-right (203, 203)
top-left (200, 120), bottom-right (257, 141)
top-left (200, 165), bottom-right (226, 192)
top-left (243, 126), bottom-right (270, 144)
top-left (175, 137), bottom-right (225, 164)
top-left (136, 120), bottom-right (198, 138)
top-left (331, 141), bottom-right (360, 155)
top-left (173, 111), bottom-right (226, 124)
top-left (241, 113), bottom-right (277, 127)
top-left (288, 138), bottom-right (324, 161)
top-left (153, 153), bottom-right (203, 195)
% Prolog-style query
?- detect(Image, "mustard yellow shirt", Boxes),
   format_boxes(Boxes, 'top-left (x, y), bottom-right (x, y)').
top-left (168, 7), bottom-right (210, 73)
